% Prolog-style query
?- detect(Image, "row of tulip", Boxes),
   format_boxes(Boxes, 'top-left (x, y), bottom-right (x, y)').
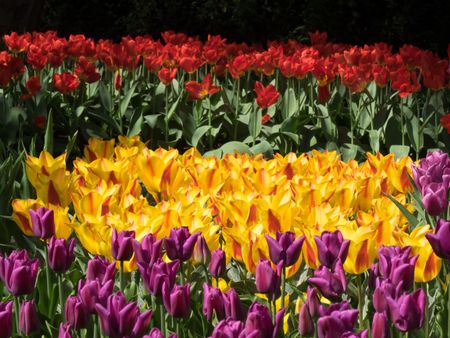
top-left (0, 31), bottom-right (449, 160)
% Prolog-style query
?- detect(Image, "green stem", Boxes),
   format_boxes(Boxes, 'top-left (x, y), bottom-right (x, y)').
top-left (93, 315), bottom-right (99, 338)
top-left (233, 79), bottom-right (240, 140)
top-left (164, 87), bottom-right (169, 144)
top-left (176, 318), bottom-right (181, 338)
top-left (424, 283), bottom-right (429, 338)
top-left (400, 98), bottom-right (405, 146)
top-left (281, 265), bottom-right (286, 310)
top-left (59, 274), bottom-right (65, 321)
top-left (180, 261), bottom-right (185, 285)
top-left (160, 303), bottom-right (166, 338)
top-left (357, 274), bottom-right (364, 330)
top-left (14, 296), bottom-right (20, 335)
top-left (44, 245), bottom-right (51, 298)
top-left (120, 261), bottom-right (125, 291)
top-left (208, 98), bottom-right (213, 149)
top-left (203, 264), bottom-right (209, 284)
top-left (348, 91), bottom-right (354, 145)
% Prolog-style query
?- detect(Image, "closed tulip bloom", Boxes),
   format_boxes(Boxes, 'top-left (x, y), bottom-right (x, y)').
top-left (426, 219), bottom-right (450, 259)
top-left (19, 300), bottom-right (40, 335)
top-left (377, 246), bottom-right (417, 291)
top-left (144, 328), bottom-right (164, 338)
top-left (223, 288), bottom-right (246, 321)
top-left (65, 296), bottom-right (90, 330)
top-left (58, 323), bottom-right (72, 338)
top-left (95, 292), bottom-right (153, 338)
top-left (0, 249), bottom-right (39, 296)
top-left (29, 207), bottom-right (55, 239)
top-left (132, 234), bottom-right (162, 266)
top-left (139, 259), bottom-right (179, 296)
top-left (0, 301), bottom-right (13, 338)
top-left (211, 318), bottom-right (244, 338)
top-left (203, 283), bottom-right (226, 321)
top-left (265, 231), bottom-right (305, 266)
top-left (255, 259), bottom-right (282, 300)
top-left (158, 67), bottom-right (177, 86)
top-left (208, 249), bottom-right (226, 277)
top-left (422, 183), bottom-right (447, 216)
top-left (78, 278), bottom-right (114, 313)
top-left (314, 231), bottom-right (350, 268)
top-left (111, 229), bottom-right (135, 261)
top-left (162, 282), bottom-right (191, 318)
top-left (387, 288), bottom-right (426, 332)
top-left (318, 301), bottom-right (351, 317)
top-left (192, 235), bottom-right (211, 265)
top-left (341, 331), bottom-right (368, 338)
top-left (241, 302), bottom-right (284, 338)
top-left (48, 236), bottom-right (75, 273)
top-left (308, 260), bottom-right (347, 301)
top-left (306, 287), bottom-right (320, 318)
top-left (86, 256), bottom-right (116, 284)
top-left (298, 303), bottom-right (314, 337)
top-left (317, 309), bottom-right (359, 338)
top-left (372, 312), bottom-right (389, 338)
top-left (164, 227), bottom-right (201, 261)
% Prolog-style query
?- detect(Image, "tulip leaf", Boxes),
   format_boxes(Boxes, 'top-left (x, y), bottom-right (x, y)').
top-left (282, 87), bottom-right (298, 119)
top-left (203, 148), bottom-right (223, 158)
top-left (248, 109), bottom-right (262, 140)
top-left (44, 111), bottom-right (53, 154)
top-left (98, 81), bottom-right (113, 112)
top-left (128, 109), bottom-right (143, 136)
top-left (220, 141), bottom-right (252, 156)
top-left (250, 140), bottom-right (273, 157)
top-left (368, 129), bottom-right (380, 153)
top-left (120, 82), bottom-right (138, 118)
top-left (191, 125), bottom-right (212, 147)
top-left (384, 192), bottom-right (419, 228)
top-left (65, 130), bottom-right (78, 160)
top-left (389, 145), bottom-right (410, 159)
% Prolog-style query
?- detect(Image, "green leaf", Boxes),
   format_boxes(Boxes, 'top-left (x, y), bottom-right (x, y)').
top-left (341, 143), bottom-right (359, 161)
top-left (203, 148), bottom-right (223, 158)
top-left (65, 131), bottom-right (78, 159)
top-left (369, 129), bottom-right (380, 153)
top-left (282, 87), bottom-right (298, 119)
top-left (248, 109), bottom-right (262, 140)
top-left (165, 94), bottom-right (182, 123)
top-left (389, 145), bottom-right (410, 159)
top-left (120, 82), bottom-right (138, 117)
top-left (87, 110), bottom-right (122, 134)
top-left (220, 141), bottom-right (252, 156)
top-left (44, 111), bottom-right (53, 154)
top-left (98, 81), bottom-right (113, 112)
top-left (144, 114), bottom-right (164, 129)
top-left (384, 192), bottom-right (419, 228)
top-left (128, 110), bottom-right (143, 136)
top-left (250, 141), bottom-right (273, 158)
top-left (191, 125), bottom-right (212, 147)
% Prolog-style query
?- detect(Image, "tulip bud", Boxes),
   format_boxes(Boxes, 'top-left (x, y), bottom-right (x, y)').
top-left (19, 300), bottom-right (40, 335)
top-left (372, 312), bottom-right (389, 338)
top-left (422, 183), bottom-right (447, 216)
top-left (210, 318), bottom-right (244, 338)
top-left (308, 260), bottom-right (347, 301)
top-left (426, 218), bottom-right (450, 259)
top-left (144, 328), bottom-right (164, 338)
top-left (203, 283), bottom-right (226, 321)
top-left (111, 229), bottom-right (135, 261)
top-left (208, 248), bottom-right (226, 277)
top-left (192, 235), bottom-right (211, 265)
top-left (241, 302), bottom-right (284, 338)
top-left (0, 249), bottom-right (39, 296)
top-left (0, 301), bottom-right (13, 338)
top-left (139, 259), bottom-right (179, 297)
top-left (86, 256), bottom-right (116, 284)
top-left (223, 287), bottom-right (246, 321)
top-left (29, 207), bottom-right (55, 239)
top-left (132, 233), bottom-right (162, 266)
top-left (48, 236), bottom-right (75, 273)
top-left (65, 296), bottom-right (89, 330)
top-left (298, 304), bottom-right (314, 336)
top-left (265, 231), bottom-right (305, 266)
top-left (306, 287), bottom-right (320, 318)
top-left (164, 227), bottom-right (201, 261)
top-left (256, 259), bottom-right (277, 294)
top-left (387, 288), bottom-right (426, 332)
top-left (314, 230), bottom-right (350, 268)
top-left (58, 323), bottom-right (72, 338)
top-left (162, 282), bottom-right (191, 318)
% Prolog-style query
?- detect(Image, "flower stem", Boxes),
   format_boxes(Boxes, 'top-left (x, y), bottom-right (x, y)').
top-left (357, 274), bottom-right (364, 330)
top-left (14, 296), bottom-right (20, 335)
top-left (180, 261), bottom-right (185, 285)
top-left (164, 86), bottom-right (169, 144)
top-left (281, 265), bottom-right (286, 310)
top-left (44, 245), bottom-right (51, 298)
top-left (208, 98), bottom-right (213, 149)
top-left (120, 261), bottom-right (125, 291)
top-left (233, 79), bottom-right (240, 140)
top-left (58, 274), bottom-right (65, 321)
top-left (160, 303), bottom-right (166, 338)
top-left (424, 283), bottom-right (429, 338)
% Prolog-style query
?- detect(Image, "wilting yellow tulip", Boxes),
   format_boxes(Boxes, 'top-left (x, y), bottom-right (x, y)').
top-left (12, 198), bottom-right (73, 239)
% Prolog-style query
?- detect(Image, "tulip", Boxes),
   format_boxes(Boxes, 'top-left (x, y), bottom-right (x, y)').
top-left (78, 278), bottom-right (114, 313)
top-left (308, 260), bottom-right (347, 301)
top-left (210, 318), bottom-right (244, 338)
top-left (0, 301), bottom-right (13, 338)
top-left (422, 183), bottom-right (447, 216)
top-left (264, 231), bottom-right (305, 266)
top-left (0, 249), bottom-right (39, 296)
top-left (298, 303), bottom-right (314, 337)
top-left (412, 150), bottom-right (450, 192)
top-left (314, 230), bottom-right (350, 268)
top-left (223, 288), bottom-right (246, 321)
top-left (158, 67), bottom-right (178, 86)
top-left (19, 300), bottom-right (40, 335)
top-left (255, 259), bottom-right (282, 300)
top-left (86, 256), bottom-right (116, 284)
top-left (48, 236), bottom-right (75, 273)
top-left (139, 259), bottom-right (179, 296)
top-left (254, 81), bottom-right (280, 110)
top-left (111, 229), bottom-right (135, 261)
top-left (185, 73), bottom-right (220, 100)
top-left (164, 227), bottom-right (201, 261)
top-left (209, 248), bottom-right (226, 277)
top-left (372, 312), bottom-right (389, 338)
top-left (306, 287), bottom-right (320, 318)
top-left (203, 283), bottom-right (226, 321)
top-left (318, 301), bottom-right (351, 317)
top-left (341, 331), bottom-right (369, 338)
top-left (317, 309), bottom-right (358, 338)
top-left (193, 235), bottom-right (211, 265)
top-left (95, 292), bottom-right (153, 338)
top-left (29, 207), bottom-right (55, 239)
top-left (377, 245), bottom-right (417, 291)
top-left (65, 296), bottom-right (90, 330)
top-left (132, 233), bottom-right (162, 266)
top-left (387, 288), bottom-right (426, 332)
top-left (426, 219), bottom-right (450, 259)
top-left (144, 328), bottom-right (164, 338)
top-left (241, 302), bottom-right (284, 338)
top-left (58, 323), bottom-right (72, 338)
top-left (162, 282), bottom-right (191, 318)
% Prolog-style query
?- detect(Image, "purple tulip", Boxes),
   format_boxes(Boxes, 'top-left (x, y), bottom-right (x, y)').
top-left (203, 283), bottom-right (226, 321)
top-left (164, 227), bottom-right (201, 261)
top-left (314, 230), bottom-right (350, 268)
top-left (139, 258), bottom-right (179, 297)
top-left (377, 245), bottom-right (417, 291)
top-left (422, 183), bottom-right (448, 216)
top-left (0, 301), bottom-right (13, 338)
top-left (111, 229), bottom-right (135, 261)
top-left (317, 309), bottom-right (358, 338)
top-left (210, 318), bottom-right (244, 338)
top-left (223, 287), bottom-right (246, 321)
top-left (412, 150), bottom-right (450, 192)
top-left (58, 323), bottom-right (71, 338)
top-left (48, 236), bottom-right (75, 273)
top-left (298, 303), bottom-right (314, 337)
top-left (318, 301), bottom-right (350, 317)
top-left (308, 260), bottom-right (346, 300)
top-left (77, 278), bottom-right (114, 313)
top-left (255, 259), bottom-right (282, 300)
top-left (306, 287), bottom-right (320, 318)
top-left (86, 256), bottom-right (116, 284)
top-left (387, 288), bottom-right (426, 332)
top-left (426, 218), bottom-right (450, 259)
top-left (95, 292), bottom-right (153, 338)
top-left (208, 248), bottom-right (226, 277)
top-left (29, 207), bottom-right (55, 239)
top-left (265, 231), bottom-right (305, 266)
top-left (372, 312), bottom-right (389, 338)
top-left (132, 233), bottom-right (162, 266)
top-left (162, 282), bottom-right (191, 318)
top-left (0, 249), bottom-right (39, 296)
top-left (192, 235), bottom-right (211, 265)
top-left (144, 328), bottom-right (164, 338)
top-left (341, 331), bottom-right (368, 338)
top-left (19, 300), bottom-right (40, 335)
top-left (239, 302), bottom-right (284, 338)
top-left (65, 295), bottom-right (89, 330)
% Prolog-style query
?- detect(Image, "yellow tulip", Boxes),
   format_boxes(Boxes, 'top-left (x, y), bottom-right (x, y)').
top-left (83, 138), bottom-right (115, 162)
top-left (341, 224), bottom-right (377, 275)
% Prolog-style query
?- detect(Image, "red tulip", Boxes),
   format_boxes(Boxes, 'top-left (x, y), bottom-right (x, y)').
top-left (185, 73), bottom-right (220, 100)
top-left (254, 81), bottom-right (280, 110)
top-left (53, 72), bottom-right (80, 94)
